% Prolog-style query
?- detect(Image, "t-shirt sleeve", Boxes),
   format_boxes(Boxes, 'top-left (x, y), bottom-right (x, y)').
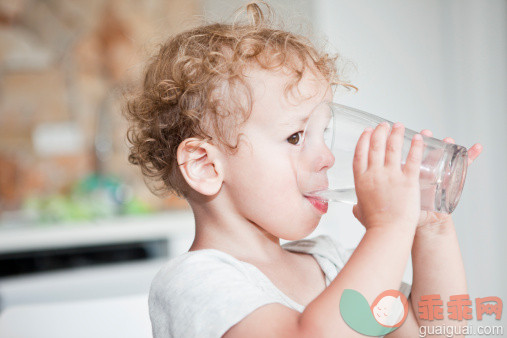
top-left (148, 253), bottom-right (285, 338)
top-left (324, 235), bottom-right (412, 299)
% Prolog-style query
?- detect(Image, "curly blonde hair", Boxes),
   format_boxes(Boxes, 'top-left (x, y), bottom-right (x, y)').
top-left (124, 2), bottom-right (356, 199)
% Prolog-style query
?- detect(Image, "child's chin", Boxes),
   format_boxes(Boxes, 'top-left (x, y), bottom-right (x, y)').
top-left (284, 222), bottom-right (319, 241)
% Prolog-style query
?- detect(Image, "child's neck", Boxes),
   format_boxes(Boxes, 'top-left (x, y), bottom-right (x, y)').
top-left (188, 202), bottom-right (291, 265)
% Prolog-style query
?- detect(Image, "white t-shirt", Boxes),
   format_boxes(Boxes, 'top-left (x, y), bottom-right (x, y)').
top-left (148, 234), bottom-right (411, 338)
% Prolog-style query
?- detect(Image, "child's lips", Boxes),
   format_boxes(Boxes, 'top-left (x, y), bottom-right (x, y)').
top-left (306, 196), bottom-right (328, 214)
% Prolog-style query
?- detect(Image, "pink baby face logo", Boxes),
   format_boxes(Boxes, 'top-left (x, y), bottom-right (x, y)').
top-left (371, 290), bottom-right (409, 328)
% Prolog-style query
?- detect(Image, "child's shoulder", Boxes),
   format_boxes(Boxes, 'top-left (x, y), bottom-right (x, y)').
top-left (150, 248), bottom-right (249, 288)
top-left (147, 247), bottom-right (289, 338)
top-left (150, 236), bottom-right (316, 289)
top-left (148, 234), bottom-right (352, 296)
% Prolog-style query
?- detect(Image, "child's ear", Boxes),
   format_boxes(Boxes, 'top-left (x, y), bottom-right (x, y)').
top-left (177, 138), bottom-right (224, 196)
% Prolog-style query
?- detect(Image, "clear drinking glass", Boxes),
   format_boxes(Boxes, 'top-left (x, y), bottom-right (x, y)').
top-left (297, 102), bottom-right (468, 214)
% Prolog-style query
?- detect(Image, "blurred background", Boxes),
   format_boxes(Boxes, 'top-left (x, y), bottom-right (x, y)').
top-left (0, 0), bottom-right (505, 337)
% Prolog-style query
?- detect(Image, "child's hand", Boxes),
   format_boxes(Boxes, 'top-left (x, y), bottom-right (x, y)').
top-left (416, 129), bottom-right (483, 229)
top-left (351, 122), bottom-right (424, 233)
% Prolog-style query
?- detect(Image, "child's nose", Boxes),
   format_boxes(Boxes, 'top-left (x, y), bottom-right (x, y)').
top-left (314, 143), bottom-right (335, 172)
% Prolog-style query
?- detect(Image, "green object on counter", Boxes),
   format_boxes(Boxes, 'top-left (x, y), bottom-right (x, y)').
top-left (21, 173), bottom-right (154, 225)
top-left (123, 197), bottom-right (154, 215)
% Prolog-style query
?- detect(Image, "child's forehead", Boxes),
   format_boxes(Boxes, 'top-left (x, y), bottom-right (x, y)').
top-left (245, 66), bottom-right (332, 123)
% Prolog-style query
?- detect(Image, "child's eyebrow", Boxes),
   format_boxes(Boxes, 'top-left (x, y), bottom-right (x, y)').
top-left (279, 99), bottom-right (331, 127)
top-left (279, 113), bottom-right (311, 127)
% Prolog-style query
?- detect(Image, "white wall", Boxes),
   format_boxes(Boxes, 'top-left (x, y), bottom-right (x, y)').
top-left (314, 0), bottom-right (507, 333)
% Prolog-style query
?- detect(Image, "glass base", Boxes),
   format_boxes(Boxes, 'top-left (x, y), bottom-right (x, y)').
top-left (437, 146), bottom-right (468, 214)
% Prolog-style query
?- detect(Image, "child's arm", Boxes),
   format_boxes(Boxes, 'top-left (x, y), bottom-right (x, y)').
top-left (298, 223), bottom-right (419, 337)
top-left (411, 217), bottom-right (468, 334)
top-left (224, 122), bottom-right (425, 337)
top-left (406, 130), bottom-right (481, 337)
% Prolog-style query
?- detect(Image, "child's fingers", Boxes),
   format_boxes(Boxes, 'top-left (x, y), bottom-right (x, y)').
top-left (385, 122), bottom-right (405, 168)
top-left (402, 134), bottom-right (425, 179)
top-left (419, 129), bottom-right (432, 157)
top-left (420, 129), bottom-right (433, 137)
top-left (353, 127), bottom-right (373, 176)
top-left (368, 122), bottom-right (390, 168)
top-left (467, 143), bottom-right (482, 166)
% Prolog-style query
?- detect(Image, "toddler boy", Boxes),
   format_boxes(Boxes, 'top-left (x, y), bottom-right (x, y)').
top-left (124, 2), bottom-right (480, 337)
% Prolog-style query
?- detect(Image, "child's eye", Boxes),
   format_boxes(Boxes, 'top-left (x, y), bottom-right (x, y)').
top-left (287, 131), bottom-right (304, 146)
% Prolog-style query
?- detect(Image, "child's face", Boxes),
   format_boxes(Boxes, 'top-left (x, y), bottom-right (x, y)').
top-left (222, 66), bottom-right (334, 240)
